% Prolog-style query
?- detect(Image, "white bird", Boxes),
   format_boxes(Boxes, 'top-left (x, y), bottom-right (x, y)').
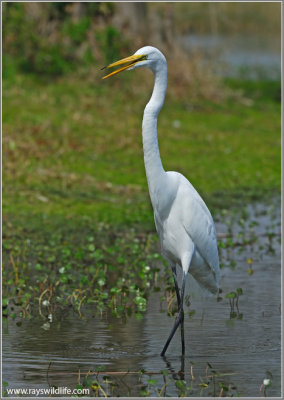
top-left (102, 46), bottom-right (220, 356)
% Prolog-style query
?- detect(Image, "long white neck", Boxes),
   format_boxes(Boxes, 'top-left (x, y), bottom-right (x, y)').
top-left (142, 62), bottom-right (167, 206)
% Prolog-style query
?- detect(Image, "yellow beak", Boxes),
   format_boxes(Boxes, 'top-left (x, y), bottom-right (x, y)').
top-left (101, 54), bottom-right (146, 79)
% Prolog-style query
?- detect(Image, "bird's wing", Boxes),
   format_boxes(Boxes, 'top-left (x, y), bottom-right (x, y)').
top-left (169, 172), bottom-right (220, 282)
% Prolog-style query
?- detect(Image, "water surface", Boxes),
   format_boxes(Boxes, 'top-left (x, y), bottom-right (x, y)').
top-left (3, 199), bottom-right (281, 397)
top-left (179, 34), bottom-right (281, 79)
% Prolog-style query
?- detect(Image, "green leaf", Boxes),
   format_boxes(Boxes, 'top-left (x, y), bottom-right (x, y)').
top-left (80, 276), bottom-right (88, 285)
top-left (198, 383), bottom-right (208, 388)
top-left (88, 244), bottom-right (95, 252)
top-left (110, 287), bottom-right (120, 295)
top-left (188, 309), bottom-right (196, 317)
top-left (147, 378), bottom-right (157, 385)
top-left (225, 291), bottom-right (236, 299)
top-left (236, 287), bottom-right (243, 295)
top-left (135, 312), bottom-right (143, 320)
top-left (2, 298), bottom-right (9, 307)
top-left (176, 380), bottom-right (187, 389)
top-left (2, 308), bottom-right (8, 316)
top-left (76, 384), bottom-right (83, 390)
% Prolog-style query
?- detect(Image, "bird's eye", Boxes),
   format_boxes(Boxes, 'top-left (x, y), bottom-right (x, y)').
top-left (140, 55), bottom-right (147, 61)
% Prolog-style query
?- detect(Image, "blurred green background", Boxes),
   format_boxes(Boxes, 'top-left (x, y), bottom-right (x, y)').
top-left (3, 2), bottom-right (281, 224)
top-left (2, 2), bottom-right (281, 316)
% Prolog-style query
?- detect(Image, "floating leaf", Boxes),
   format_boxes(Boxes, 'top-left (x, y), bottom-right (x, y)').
top-left (225, 292), bottom-right (236, 299)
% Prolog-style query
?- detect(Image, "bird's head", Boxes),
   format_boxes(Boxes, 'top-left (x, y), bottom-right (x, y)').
top-left (102, 46), bottom-right (166, 79)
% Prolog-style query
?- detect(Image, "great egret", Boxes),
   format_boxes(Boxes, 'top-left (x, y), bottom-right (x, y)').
top-left (102, 46), bottom-right (220, 356)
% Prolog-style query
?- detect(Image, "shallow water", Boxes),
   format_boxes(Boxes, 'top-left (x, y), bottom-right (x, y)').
top-left (3, 199), bottom-right (281, 397)
top-left (179, 34), bottom-right (281, 80)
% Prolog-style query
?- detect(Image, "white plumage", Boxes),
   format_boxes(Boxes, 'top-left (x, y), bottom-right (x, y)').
top-left (103, 46), bottom-right (220, 356)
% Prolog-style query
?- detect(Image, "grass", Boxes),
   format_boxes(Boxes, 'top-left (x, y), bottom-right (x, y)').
top-left (2, 70), bottom-right (281, 319)
top-left (3, 73), bottom-right (280, 224)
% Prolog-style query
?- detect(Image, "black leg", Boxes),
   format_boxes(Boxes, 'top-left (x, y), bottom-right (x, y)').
top-left (161, 271), bottom-right (187, 357)
top-left (180, 272), bottom-right (186, 356)
top-left (179, 354), bottom-right (185, 380)
top-left (171, 265), bottom-right (181, 307)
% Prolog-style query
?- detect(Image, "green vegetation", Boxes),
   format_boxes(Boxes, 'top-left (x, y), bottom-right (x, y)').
top-left (2, 71), bottom-right (280, 320)
top-left (2, 5), bottom-right (281, 400)
top-left (2, 2), bottom-right (122, 77)
top-left (2, 222), bottom-right (163, 320)
top-left (2, 2), bottom-right (281, 322)
top-left (3, 74), bottom-right (281, 223)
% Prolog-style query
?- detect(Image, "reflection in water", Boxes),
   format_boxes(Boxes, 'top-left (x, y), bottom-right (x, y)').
top-left (162, 355), bottom-right (185, 381)
top-left (3, 199), bottom-right (281, 397)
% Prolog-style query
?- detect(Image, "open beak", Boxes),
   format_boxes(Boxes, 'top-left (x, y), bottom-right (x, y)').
top-left (101, 54), bottom-right (146, 79)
